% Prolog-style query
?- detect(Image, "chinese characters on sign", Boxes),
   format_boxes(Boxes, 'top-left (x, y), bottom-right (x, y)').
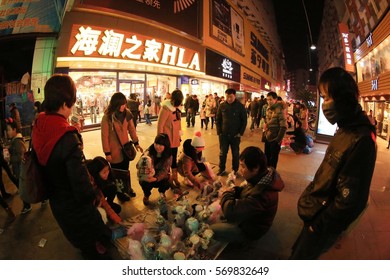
top-left (69, 26), bottom-right (201, 71)
top-left (250, 32), bottom-right (269, 75)
top-left (338, 23), bottom-right (355, 73)
top-left (135, 0), bottom-right (161, 9)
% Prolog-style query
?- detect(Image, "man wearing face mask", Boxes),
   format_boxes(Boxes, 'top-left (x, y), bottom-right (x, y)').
top-left (290, 67), bottom-right (377, 260)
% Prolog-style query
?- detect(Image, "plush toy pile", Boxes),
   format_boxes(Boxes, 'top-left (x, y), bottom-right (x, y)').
top-left (122, 175), bottom-right (235, 260)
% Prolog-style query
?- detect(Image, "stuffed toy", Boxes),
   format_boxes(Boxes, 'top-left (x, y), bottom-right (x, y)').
top-left (136, 155), bottom-right (155, 181)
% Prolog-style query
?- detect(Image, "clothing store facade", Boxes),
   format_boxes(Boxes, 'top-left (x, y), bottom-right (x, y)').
top-left (55, 11), bottom-right (239, 128)
top-left (355, 11), bottom-right (390, 139)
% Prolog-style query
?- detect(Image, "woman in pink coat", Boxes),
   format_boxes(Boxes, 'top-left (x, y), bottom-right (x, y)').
top-left (157, 89), bottom-right (184, 192)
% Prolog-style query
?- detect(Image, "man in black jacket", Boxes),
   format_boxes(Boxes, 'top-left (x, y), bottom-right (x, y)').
top-left (290, 67), bottom-right (377, 259)
top-left (216, 88), bottom-right (247, 176)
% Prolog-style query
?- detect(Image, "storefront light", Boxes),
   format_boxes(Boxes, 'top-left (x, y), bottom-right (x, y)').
top-left (57, 56), bottom-right (205, 76)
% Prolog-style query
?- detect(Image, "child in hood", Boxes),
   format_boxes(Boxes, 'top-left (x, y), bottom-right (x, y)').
top-left (177, 131), bottom-right (215, 188)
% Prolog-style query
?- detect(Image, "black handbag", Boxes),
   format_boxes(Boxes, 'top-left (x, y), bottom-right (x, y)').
top-left (19, 140), bottom-right (48, 204)
top-left (112, 118), bottom-right (137, 161)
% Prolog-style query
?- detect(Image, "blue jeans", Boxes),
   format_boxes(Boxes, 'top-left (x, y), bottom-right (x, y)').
top-left (145, 114), bottom-right (151, 124)
top-left (218, 134), bottom-right (241, 172)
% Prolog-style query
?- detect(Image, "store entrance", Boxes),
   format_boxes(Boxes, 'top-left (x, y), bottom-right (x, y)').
top-left (119, 80), bottom-right (145, 102)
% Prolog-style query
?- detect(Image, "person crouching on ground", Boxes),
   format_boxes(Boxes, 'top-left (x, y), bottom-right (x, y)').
top-left (136, 133), bottom-right (172, 206)
top-left (177, 131), bottom-right (215, 189)
top-left (86, 156), bottom-right (122, 221)
top-left (210, 146), bottom-right (284, 243)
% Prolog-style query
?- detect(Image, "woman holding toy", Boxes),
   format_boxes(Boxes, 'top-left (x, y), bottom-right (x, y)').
top-left (136, 133), bottom-right (172, 205)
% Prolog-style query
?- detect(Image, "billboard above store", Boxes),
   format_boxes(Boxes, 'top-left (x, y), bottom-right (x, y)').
top-left (80, 0), bottom-right (200, 38)
top-left (210, 0), bottom-right (245, 55)
top-left (205, 49), bottom-right (241, 83)
top-left (0, 0), bottom-right (66, 36)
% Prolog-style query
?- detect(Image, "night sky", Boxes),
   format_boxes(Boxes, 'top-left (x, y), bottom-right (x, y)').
top-left (273, 0), bottom-right (325, 72)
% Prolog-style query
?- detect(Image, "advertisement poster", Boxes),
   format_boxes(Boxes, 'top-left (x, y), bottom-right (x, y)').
top-left (210, 0), bottom-right (244, 55)
top-left (0, 0), bottom-right (67, 36)
top-left (230, 6), bottom-right (244, 55)
top-left (81, 0), bottom-right (200, 38)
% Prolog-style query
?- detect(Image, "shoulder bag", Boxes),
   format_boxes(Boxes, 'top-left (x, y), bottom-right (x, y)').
top-left (112, 117), bottom-right (137, 161)
top-left (19, 139), bottom-right (48, 204)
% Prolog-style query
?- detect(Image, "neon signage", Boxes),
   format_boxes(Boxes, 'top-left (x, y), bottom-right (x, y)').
top-left (338, 23), bottom-right (355, 72)
top-left (69, 25), bottom-right (201, 71)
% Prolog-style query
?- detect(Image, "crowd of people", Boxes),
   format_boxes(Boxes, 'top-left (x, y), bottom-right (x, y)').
top-left (0, 67), bottom-right (379, 260)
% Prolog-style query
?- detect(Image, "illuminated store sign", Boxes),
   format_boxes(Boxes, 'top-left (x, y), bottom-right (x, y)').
top-left (69, 25), bottom-right (201, 71)
top-left (205, 49), bottom-right (240, 82)
top-left (338, 23), bottom-right (355, 72)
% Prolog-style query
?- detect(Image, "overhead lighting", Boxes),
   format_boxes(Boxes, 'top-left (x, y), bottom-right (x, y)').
top-left (310, 44), bottom-right (316, 50)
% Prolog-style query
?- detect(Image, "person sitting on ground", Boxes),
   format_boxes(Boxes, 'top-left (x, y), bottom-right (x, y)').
top-left (286, 119), bottom-right (308, 154)
top-left (86, 156), bottom-right (122, 220)
top-left (177, 131), bottom-right (215, 188)
top-left (136, 133), bottom-right (172, 206)
top-left (210, 146), bottom-right (285, 243)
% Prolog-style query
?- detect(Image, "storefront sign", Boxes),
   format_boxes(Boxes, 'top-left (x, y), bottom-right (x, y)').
top-left (180, 76), bottom-right (189, 84)
top-left (241, 68), bottom-right (261, 89)
top-left (338, 23), bottom-right (355, 72)
top-left (371, 78), bottom-right (378, 90)
top-left (249, 31), bottom-right (270, 75)
top-left (69, 25), bottom-right (201, 72)
top-left (205, 49), bottom-right (240, 82)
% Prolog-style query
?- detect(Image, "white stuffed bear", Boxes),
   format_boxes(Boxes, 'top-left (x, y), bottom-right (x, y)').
top-left (136, 155), bottom-right (155, 181)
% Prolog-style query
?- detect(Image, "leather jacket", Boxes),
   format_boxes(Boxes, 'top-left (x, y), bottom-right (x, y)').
top-left (298, 111), bottom-right (377, 234)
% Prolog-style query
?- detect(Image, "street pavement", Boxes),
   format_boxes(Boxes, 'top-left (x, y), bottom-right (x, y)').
top-left (1, 116), bottom-right (389, 260)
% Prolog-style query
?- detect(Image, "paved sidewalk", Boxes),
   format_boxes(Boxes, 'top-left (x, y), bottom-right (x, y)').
top-left (1, 117), bottom-right (389, 260)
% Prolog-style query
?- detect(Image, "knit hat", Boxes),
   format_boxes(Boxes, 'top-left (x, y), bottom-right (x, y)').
top-left (191, 131), bottom-right (205, 149)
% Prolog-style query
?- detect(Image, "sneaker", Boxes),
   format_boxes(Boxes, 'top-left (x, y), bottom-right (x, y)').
top-left (21, 206), bottom-right (32, 214)
top-left (143, 196), bottom-right (150, 206)
top-left (217, 170), bottom-right (228, 176)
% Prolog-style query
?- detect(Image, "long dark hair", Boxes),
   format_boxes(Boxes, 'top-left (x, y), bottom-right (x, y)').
top-left (104, 92), bottom-right (127, 117)
top-left (86, 156), bottom-right (113, 189)
top-left (148, 133), bottom-right (171, 160)
top-left (318, 67), bottom-right (359, 116)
